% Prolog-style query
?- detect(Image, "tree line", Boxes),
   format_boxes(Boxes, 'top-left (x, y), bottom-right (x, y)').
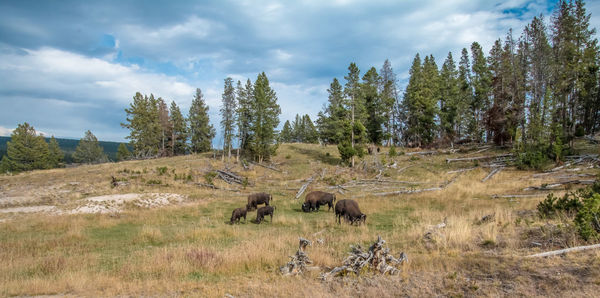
top-left (122, 72), bottom-right (281, 163)
top-left (317, 0), bottom-right (599, 166)
top-left (0, 123), bottom-right (120, 173)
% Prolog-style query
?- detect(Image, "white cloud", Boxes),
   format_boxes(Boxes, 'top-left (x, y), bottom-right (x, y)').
top-left (0, 126), bottom-right (13, 136)
top-left (0, 47), bottom-right (195, 105)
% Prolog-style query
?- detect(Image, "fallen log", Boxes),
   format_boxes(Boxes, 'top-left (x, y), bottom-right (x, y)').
top-left (523, 179), bottom-right (596, 191)
top-left (526, 243), bottom-right (600, 258)
top-left (446, 154), bottom-right (512, 163)
top-left (481, 167), bottom-right (503, 182)
top-left (295, 177), bottom-right (314, 199)
top-left (250, 161), bottom-right (281, 172)
top-left (406, 151), bottom-right (436, 156)
top-left (216, 169), bottom-right (246, 185)
top-left (492, 194), bottom-right (542, 199)
top-left (447, 167), bottom-right (478, 174)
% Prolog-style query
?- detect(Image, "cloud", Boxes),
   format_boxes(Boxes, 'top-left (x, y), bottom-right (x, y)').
top-left (0, 126), bottom-right (13, 136)
top-left (0, 47), bottom-right (196, 141)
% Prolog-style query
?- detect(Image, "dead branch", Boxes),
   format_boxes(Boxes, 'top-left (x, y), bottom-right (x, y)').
top-left (321, 236), bottom-right (407, 280)
top-left (373, 172), bottom-right (463, 196)
top-left (280, 238), bottom-right (314, 276)
top-left (526, 243), bottom-right (600, 258)
top-left (446, 154), bottom-right (512, 163)
top-left (481, 167), bottom-right (503, 182)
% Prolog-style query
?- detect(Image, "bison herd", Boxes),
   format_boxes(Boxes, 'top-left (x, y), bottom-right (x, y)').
top-left (230, 190), bottom-right (365, 225)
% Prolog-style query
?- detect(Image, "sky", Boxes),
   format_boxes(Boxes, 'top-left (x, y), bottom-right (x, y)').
top-left (0, 0), bottom-right (598, 145)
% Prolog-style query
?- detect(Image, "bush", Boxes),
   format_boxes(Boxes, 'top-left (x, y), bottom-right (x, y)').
top-left (537, 181), bottom-right (600, 241)
top-left (574, 193), bottom-right (600, 241)
top-left (157, 166), bottom-right (168, 175)
top-left (388, 146), bottom-right (397, 157)
top-left (516, 146), bottom-right (548, 170)
top-left (204, 172), bottom-right (217, 185)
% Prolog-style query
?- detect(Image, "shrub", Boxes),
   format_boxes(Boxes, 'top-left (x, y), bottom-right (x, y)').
top-left (574, 193), bottom-right (600, 241)
top-left (389, 146), bottom-right (397, 157)
top-left (537, 193), bottom-right (582, 217)
top-left (157, 166), bottom-right (168, 175)
top-left (204, 172), bottom-right (217, 185)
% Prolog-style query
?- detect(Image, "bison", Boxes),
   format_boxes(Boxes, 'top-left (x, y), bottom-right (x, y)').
top-left (334, 199), bottom-right (366, 225)
top-left (246, 192), bottom-right (272, 211)
top-left (256, 206), bottom-right (275, 224)
top-left (302, 191), bottom-right (336, 212)
top-left (230, 207), bottom-right (247, 224)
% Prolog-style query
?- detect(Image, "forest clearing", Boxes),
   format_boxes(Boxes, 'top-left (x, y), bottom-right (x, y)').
top-left (1, 141), bottom-right (598, 297)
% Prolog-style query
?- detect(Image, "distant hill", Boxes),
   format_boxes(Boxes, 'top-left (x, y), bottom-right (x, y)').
top-left (0, 136), bottom-right (129, 163)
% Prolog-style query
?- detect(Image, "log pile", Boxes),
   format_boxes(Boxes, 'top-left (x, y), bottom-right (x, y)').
top-left (295, 177), bottom-right (314, 199)
top-left (446, 153), bottom-right (513, 164)
top-left (320, 236), bottom-right (407, 280)
top-left (280, 238), bottom-right (314, 276)
top-left (216, 169), bottom-right (245, 185)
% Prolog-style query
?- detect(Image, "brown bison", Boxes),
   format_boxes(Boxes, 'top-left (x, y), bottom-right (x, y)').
top-left (256, 206), bottom-right (275, 224)
top-left (230, 207), bottom-right (247, 224)
top-left (302, 191), bottom-right (336, 212)
top-left (334, 199), bottom-right (366, 225)
top-left (246, 192), bottom-right (272, 210)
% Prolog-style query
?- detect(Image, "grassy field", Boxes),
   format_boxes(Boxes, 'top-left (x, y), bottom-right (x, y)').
top-left (0, 142), bottom-right (599, 297)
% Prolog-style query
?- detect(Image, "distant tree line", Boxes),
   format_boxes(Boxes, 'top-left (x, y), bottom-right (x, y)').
top-left (279, 114), bottom-right (319, 143)
top-left (0, 123), bottom-right (114, 173)
top-left (318, 0), bottom-right (599, 166)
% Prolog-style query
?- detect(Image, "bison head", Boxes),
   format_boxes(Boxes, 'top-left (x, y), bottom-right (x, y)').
top-left (301, 202), bottom-right (310, 212)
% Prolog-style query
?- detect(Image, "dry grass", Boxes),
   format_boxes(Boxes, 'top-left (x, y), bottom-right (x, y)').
top-left (0, 143), bottom-right (598, 296)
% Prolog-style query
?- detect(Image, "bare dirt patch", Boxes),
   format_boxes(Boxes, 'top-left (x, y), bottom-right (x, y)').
top-left (70, 193), bottom-right (186, 214)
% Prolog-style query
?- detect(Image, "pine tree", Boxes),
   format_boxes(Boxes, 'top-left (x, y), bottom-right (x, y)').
top-left (380, 59), bottom-right (398, 146)
top-left (439, 52), bottom-right (460, 142)
top-left (292, 114), bottom-right (303, 142)
top-left (0, 123), bottom-right (50, 173)
top-left (316, 78), bottom-right (345, 144)
top-left (302, 115), bottom-right (319, 144)
top-left (237, 79), bottom-right (254, 152)
top-left (157, 97), bottom-right (172, 157)
top-left (169, 101), bottom-right (187, 156)
top-left (116, 143), bottom-right (132, 161)
top-left (420, 55), bottom-right (441, 145)
top-left (72, 130), bottom-right (108, 164)
top-left (188, 88), bottom-right (215, 153)
top-left (47, 136), bottom-right (64, 168)
top-left (457, 48), bottom-right (473, 140)
top-left (343, 63), bottom-right (364, 166)
top-left (280, 120), bottom-right (293, 143)
top-left (470, 42), bottom-right (492, 142)
top-left (403, 54), bottom-right (423, 146)
top-left (121, 92), bottom-right (161, 158)
top-left (249, 72), bottom-right (281, 162)
top-left (362, 67), bottom-right (384, 145)
top-left (221, 77), bottom-right (237, 159)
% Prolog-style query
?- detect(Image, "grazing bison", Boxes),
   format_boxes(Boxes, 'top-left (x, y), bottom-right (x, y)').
top-left (256, 206), bottom-right (275, 224)
top-left (230, 207), bottom-right (247, 224)
top-left (246, 192), bottom-right (272, 210)
top-left (302, 191), bottom-right (336, 212)
top-left (334, 199), bottom-right (366, 225)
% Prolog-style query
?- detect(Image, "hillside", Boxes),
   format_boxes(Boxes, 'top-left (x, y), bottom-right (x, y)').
top-left (0, 136), bottom-right (129, 163)
top-left (0, 142), bottom-right (598, 296)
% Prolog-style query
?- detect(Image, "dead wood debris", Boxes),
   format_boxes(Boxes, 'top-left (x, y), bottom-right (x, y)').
top-left (320, 236), bottom-right (407, 280)
top-left (373, 172), bottom-right (464, 196)
top-left (280, 238), bottom-right (315, 276)
top-left (216, 170), bottom-right (246, 185)
top-left (526, 243), bottom-right (600, 258)
top-left (250, 161), bottom-right (281, 172)
top-left (446, 153), bottom-right (513, 164)
top-left (424, 219), bottom-right (447, 242)
top-left (295, 177), bottom-right (314, 199)
top-left (405, 150), bottom-right (437, 156)
top-left (523, 179), bottom-right (596, 191)
top-left (481, 167), bottom-right (503, 182)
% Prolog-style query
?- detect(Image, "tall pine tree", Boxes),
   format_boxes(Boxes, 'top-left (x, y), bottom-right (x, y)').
top-left (220, 77), bottom-right (237, 159)
top-left (188, 88), bottom-right (215, 153)
top-left (249, 72), bottom-right (281, 162)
